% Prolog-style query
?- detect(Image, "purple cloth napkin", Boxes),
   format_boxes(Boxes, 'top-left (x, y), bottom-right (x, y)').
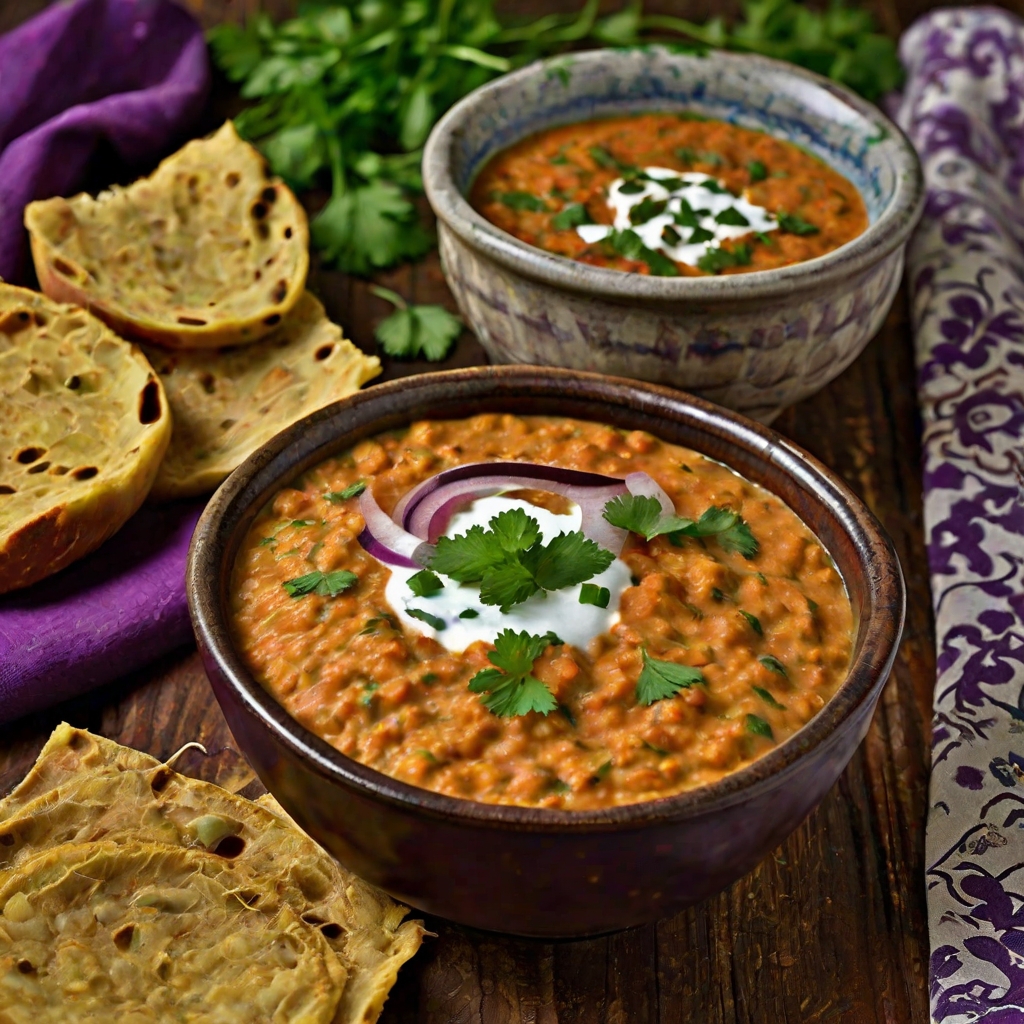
top-left (0, 0), bottom-right (210, 723)
top-left (893, 7), bottom-right (1024, 1022)
top-left (0, 502), bottom-right (204, 722)
top-left (0, 0), bottom-right (210, 283)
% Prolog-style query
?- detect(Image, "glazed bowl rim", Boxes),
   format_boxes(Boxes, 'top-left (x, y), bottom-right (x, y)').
top-left (422, 46), bottom-right (923, 303)
top-left (188, 366), bottom-right (905, 832)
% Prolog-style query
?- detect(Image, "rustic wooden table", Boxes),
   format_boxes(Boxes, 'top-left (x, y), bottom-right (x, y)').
top-left (7, 0), bottom-right (1021, 1020)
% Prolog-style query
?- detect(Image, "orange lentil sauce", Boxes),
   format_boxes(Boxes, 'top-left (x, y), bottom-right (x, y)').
top-left (231, 416), bottom-right (853, 810)
top-left (470, 113), bottom-right (867, 276)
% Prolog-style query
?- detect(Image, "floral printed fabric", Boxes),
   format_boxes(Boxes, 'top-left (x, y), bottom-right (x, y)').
top-left (893, 8), bottom-right (1024, 1022)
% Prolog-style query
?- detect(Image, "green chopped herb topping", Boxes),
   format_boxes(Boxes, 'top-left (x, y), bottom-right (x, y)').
top-left (494, 190), bottom-right (547, 212)
top-left (630, 197), bottom-right (668, 225)
top-left (283, 570), bottom-right (358, 598)
top-left (777, 210), bottom-right (820, 235)
top-left (739, 610), bottom-right (763, 636)
top-left (579, 583), bottom-right (611, 608)
top-left (407, 569), bottom-right (444, 598)
top-left (697, 242), bottom-right (753, 274)
top-left (467, 628), bottom-right (563, 717)
top-left (752, 685), bottom-right (787, 710)
top-left (551, 203), bottom-right (592, 229)
top-left (636, 648), bottom-right (705, 706)
top-left (407, 607), bottom-right (447, 630)
top-left (745, 713), bottom-right (774, 739)
top-left (748, 160), bottom-right (768, 182)
top-left (601, 228), bottom-right (679, 276)
top-left (759, 654), bottom-right (788, 677)
top-left (325, 481), bottom-right (366, 502)
top-left (715, 206), bottom-right (750, 226)
top-left (459, 608), bottom-right (480, 619)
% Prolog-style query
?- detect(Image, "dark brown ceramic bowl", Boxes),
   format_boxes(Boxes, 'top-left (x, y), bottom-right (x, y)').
top-left (188, 366), bottom-right (904, 938)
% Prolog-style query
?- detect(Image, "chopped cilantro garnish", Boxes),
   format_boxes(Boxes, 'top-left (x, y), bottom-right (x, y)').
top-left (467, 628), bottom-right (562, 717)
top-left (494, 190), bottom-right (547, 212)
top-left (420, 672), bottom-right (439, 684)
top-left (674, 199), bottom-right (701, 228)
top-left (711, 587), bottom-right (727, 602)
top-left (715, 207), bottom-right (750, 227)
top-left (697, 242), bottom-right (753, 274)
top-left (291, 519), bottom-right (317, 527)
top-left (759, 654), bottom-right (788, 677)
top-left (630, 197), bottom-right (667, 225)
top-left (656, 176), bottom-right (686, 192)
top-left (807, 598), bottom-right (819, 613)
top-left (777, 210), bottom-right (819, 235)
top-left (754, 231), bottom-right (774, 244)
top-left (407, 607), bottom-right (446, 630)
top-left (618, 180), bottom-right (647, 195)
top-left (699, 151), bottom-right (725, 167)
top-left (756, 572), bottom-right (769, 585)
top-left (550, 778), bottom-right (572, 794)
top-left (636, 648), bottom-right (705, 706)
top-left (579, 583), bottom-right (611, 608)
top-left (551, 203), bottom-right (591, 229)
top-left (689, 226), bottom-right (715, 244)
top-left (676, 146), bottom-right (698, 164)
top-left (429, 507), bottom-right (614, 613)
top-left (550, 153), bottom-right (570, 165)
top-left (589, 145), bottom-right (634, 172)
top-left (684, 602), bottom-right (704, 620)
top-left (359, 682), bottom-right (379, 706)
top-left (752, 685), bottom-right (787, 710)
top-left (358, 613), bottom-right (395, 635)
top-left (681, 464), bottom-right (693, 473)
top-left (283, 570), bottom-right (358, 598)
top-left (258, 536), bottom-right (276, 547)
top-left (459, 608), bottom-right (479, 619)
top-left (558, 703), bottom-right (577, 728)
top-left (643, 739), bottom-right (669, 757)
top-left (325, 481), bottom-right (366, 502)
top-left (593, 760), bottom-right (613, 781)
top-left (700, 178), bottom-right (729, 194)
top-left (748, 160), bottom-right (768, 183)
top-left (604, 496), bottom-right (759, 559)
top-left (662, 225), bottom-right (683, 247)
top-left (739, 610), bottom-right (763, 636)
top-left (746, 713), bottom-right (774, 739)
top-left (601, 229), bottom-right (679, 276)
top-left (408, 569), bottom-right (443, 597)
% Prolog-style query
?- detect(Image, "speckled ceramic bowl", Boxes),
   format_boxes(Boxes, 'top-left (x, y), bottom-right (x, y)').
top-left (423, 48), bottom-right (923, 422)
top-left (188, 366), bottom-right (905, 938)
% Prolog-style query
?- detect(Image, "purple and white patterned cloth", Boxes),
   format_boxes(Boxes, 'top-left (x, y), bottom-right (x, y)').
top-left (894, 8), bottom-right (1024, 1022)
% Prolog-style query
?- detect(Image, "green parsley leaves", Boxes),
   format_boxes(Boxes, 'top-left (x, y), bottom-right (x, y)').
top-left (283, 570), bottom-right (358, 598)
top-left (325, 481), bottom-right (366, 502)
top-left (776, 211), bottom-right (820, 236)
top-left (636, 649), bottom-right (705, 706)
top-left (429, 507), bottom-right (614, 613)
top-left (603, 495), bottom-right (760, 559)
top-left (371, 286), bottom-right (462, 362)
top-left (468, 629), bottom-right (563, 717)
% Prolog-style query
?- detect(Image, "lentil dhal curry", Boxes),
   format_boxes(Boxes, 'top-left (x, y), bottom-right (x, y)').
top-left (232, 416), bottom-right (853, 810)
top-left (469, 113), bottom-right (867, 277)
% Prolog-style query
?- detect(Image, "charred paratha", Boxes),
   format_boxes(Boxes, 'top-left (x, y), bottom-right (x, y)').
top-left (143, 292), bottom-right (380, 500)
top-left (0, 285), bottom-right (170, 595)
top-left (24, 122), bottom-right (309, 350)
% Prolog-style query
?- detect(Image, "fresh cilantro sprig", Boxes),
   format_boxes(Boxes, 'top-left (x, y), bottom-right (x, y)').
top-left (283, 570), bottom-right (358, 597)
top-left (636, 648), bottom-right (705, 705)
top-left (468, 629), bottom-right (563, 716)
top-left (776, 211), bottom-right (820, 236)
top-left (601, 229), bottom-right (679, 277)
top-left (371, 286), bottom-right (462, 362)
top-left (325, 480), bottom-right (365, 502)
top-left (429, 507), bottom-right (614, 612)
top-left (603, 495), bottom-right (760, 559)
top-left (697, 242), bottom-right (753, 274)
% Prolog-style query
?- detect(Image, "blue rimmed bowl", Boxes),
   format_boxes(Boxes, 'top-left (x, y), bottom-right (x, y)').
top-left (423, 47), bottom-right (923, 422)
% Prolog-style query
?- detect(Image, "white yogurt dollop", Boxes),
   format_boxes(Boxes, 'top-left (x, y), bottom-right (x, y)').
top-left (577, 166), bottom-right (777, 267)
top-left (384, 495), bottom-right (632, 654)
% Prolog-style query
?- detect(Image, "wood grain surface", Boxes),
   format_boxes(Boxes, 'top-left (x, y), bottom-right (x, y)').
top-left (5, 1), bottom-right (1021, 1020)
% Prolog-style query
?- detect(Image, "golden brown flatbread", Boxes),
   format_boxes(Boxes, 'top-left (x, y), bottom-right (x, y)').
top-left (0, 285), bottom-right (171, 595)
top-left (142, 291), bottom-right (380, 500)
top-left (25, 122), bottom-right (309, 350)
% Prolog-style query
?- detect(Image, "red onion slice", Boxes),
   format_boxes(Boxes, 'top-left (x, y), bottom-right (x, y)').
top-left (624, 471), bottom-right (677, 513)
top-left (357, 488), bottom-right (432, 568)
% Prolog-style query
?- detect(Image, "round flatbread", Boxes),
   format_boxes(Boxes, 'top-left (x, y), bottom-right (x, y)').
top-left (0, 725), bottom-right (426, 1024)
top-left (0, 841), bottom-right (343, 1024)
top-left (0, 285), bottom-right (171, 595)
top-left (143, 291), bottom-right (380, 500)
top-left (24, 122), bottom-right (309, 350)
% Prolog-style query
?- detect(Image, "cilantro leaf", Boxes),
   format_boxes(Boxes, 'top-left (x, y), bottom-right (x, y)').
top-left (662, 225), bottom-right (683, 246)
top-left (459, 608), bottom-right (479, 619)
top-left (467, 629), bottom-right (562, 717)
top-left (674, 199), bottom-right (702, 228)
top-left (697, 242), bottom-right (753, 274)
top-left (325, 481), bottom-right (366, 502)
top-left (579, 583), bottom-right (610, 608)
top-left (494, 190), bottom-right (548, 212)
top-left (752, 685), bottom-right (787, 710)
top-left (522, 532), bottom-right (614, 592)
top-left (408, 569), bottom-right (444, 597)
top-left (372, 286), bottom-right (462, 362)
top-left (283, 570), bottom-right (358, 597)
top-left (407, 607), bottom-right (447, 630)
top-left (715, 206), bottom-right (750, 226)
top-left (745, 713), bottom-right (774, 739)
top-left (488, 507), bottom-right (542, 553)
top-left (551, 203), bottom-right (592, 230)
top-left (602, 229), bottom-right (679, 276)
top-left (777, 210), bottom-right (820, 236)
top-left (689, 226), bottom-right (715, 244)
top-left (602, 493), bottom-right (693, 541)
top-left (636, 649), bottom-right (705, 706)
top-left (312, 182), bottom-right (431, 276)
top-left (431, 524), bottom-right (508, 582)
top-left (479, 560), bottom-right (540, 612)
top-left (748, 159), bottom-right (768, 182)
top-left (739, 610), bottom-right (763, 636)
top-left (630, 197), bottom-right (668, 225)
top-left (759, 654), bottom-right (788, 677)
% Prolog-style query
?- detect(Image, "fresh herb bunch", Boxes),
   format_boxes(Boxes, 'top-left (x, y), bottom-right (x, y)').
top-left (209, 0), bottom-right (901, 357)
